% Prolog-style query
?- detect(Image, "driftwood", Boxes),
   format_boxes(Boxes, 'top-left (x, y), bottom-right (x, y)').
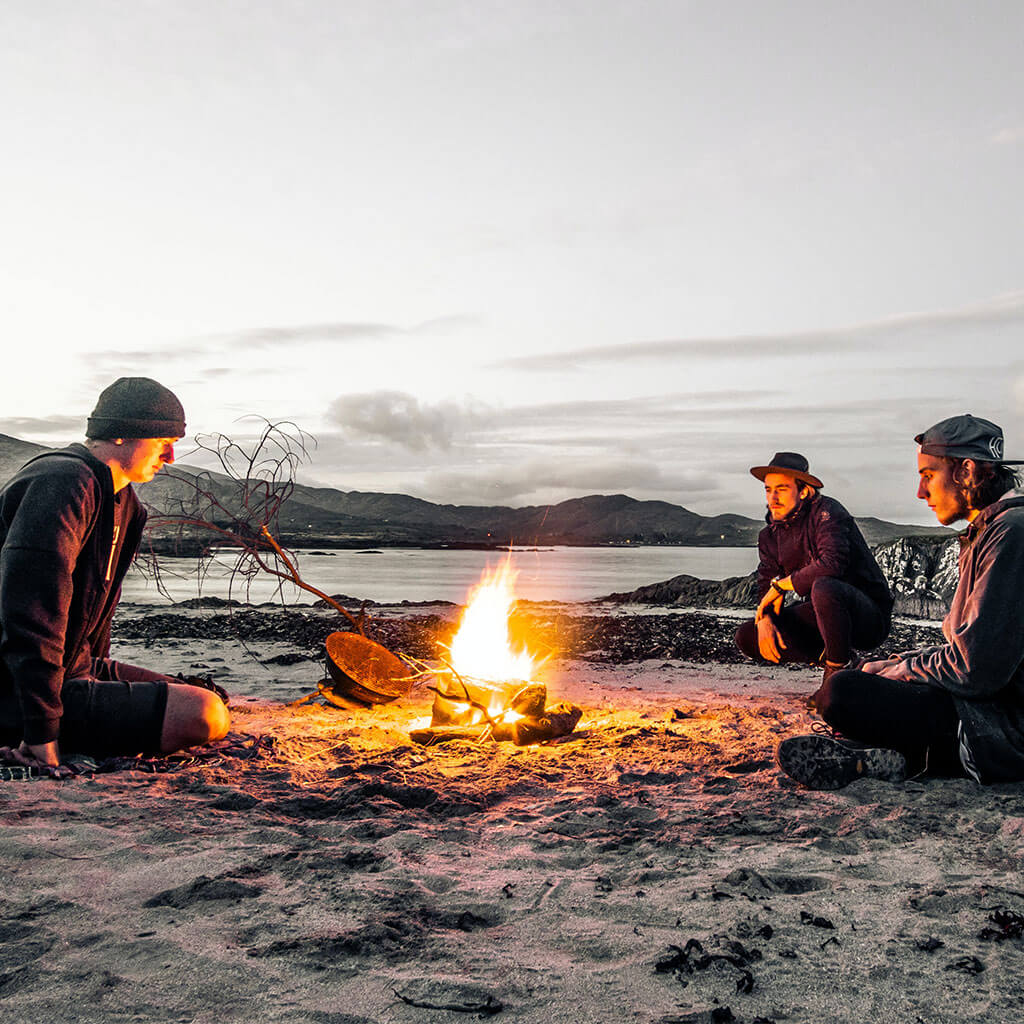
top-left (408, 724), bottom-right (489, 746)
top-left (491, 703), bottom-right (583, 746)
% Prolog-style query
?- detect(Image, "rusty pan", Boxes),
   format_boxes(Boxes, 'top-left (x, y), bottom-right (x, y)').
top-left (323, 631), bottom-right (411, 706)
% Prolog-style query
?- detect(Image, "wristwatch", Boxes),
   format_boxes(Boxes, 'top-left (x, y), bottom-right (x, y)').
top-left (769, 575), bottom-right (784, 594)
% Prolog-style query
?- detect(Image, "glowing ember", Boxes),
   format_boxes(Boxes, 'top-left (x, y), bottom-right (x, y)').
top-left (449, 560), bottom-right (536, 685)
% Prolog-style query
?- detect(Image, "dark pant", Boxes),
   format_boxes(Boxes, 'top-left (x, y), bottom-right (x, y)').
top-left (1, 658), bottom-right (175, 757)
top-left (735, 577), bottom-right (891, 665)
top-left (817, 668), bottom-right (964, 776)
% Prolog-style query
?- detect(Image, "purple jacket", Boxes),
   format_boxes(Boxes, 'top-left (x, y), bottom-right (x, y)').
top-left (756, 494), bottom-right (892, 611)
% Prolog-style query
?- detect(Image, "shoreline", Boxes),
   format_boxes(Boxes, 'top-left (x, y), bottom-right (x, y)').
top-left (109, 601), bottom-right (945, 706)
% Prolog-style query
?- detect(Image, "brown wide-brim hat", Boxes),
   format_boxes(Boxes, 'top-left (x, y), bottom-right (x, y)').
top-left (750, 451), bottom-right (823, 489)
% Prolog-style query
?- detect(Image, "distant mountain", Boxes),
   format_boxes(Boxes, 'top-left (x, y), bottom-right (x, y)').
top-left (0, 433), bottom-right (951, 549)
top-left (283, 485), bottom-right (950, 547)
top-left (0, 433), bottom-right (50, 485)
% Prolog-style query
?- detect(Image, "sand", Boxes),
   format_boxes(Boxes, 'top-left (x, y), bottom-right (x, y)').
top-left (2, 604), bottom-right (1024, 1024)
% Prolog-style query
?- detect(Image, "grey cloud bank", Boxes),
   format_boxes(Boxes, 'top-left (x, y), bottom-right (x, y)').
top-left (493, 292), bottom-right (1024, 372)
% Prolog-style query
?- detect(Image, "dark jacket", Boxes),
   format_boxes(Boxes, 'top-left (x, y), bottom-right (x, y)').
top-left (756, 493), bottom-right (893, 611)
top-left (0, 445), bottom-right (145, 744)
top-left (882, 495), bottom-right (1024, 783)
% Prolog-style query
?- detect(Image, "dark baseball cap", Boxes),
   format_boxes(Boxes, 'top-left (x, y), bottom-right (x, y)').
top-left (914, 414), bottom-right (1023, 464)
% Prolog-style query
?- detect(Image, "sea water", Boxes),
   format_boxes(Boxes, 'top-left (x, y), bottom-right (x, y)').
top-left (121, 545), bottom-right (758, 606)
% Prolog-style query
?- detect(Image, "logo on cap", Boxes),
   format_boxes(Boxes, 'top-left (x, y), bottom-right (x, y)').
top-left (989, 436), bottom-right (1004, 460)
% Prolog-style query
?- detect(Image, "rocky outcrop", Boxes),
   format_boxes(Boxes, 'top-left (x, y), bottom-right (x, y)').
top-left (601, 534), bottom-right (962, 620)
top-left (598, 572), bottom-right (758, 609)
top-left (872, 534), bottom-right (959, 619)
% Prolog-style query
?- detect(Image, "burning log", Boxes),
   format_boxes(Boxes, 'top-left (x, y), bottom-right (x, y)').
top-left (411, 676), bottom-right (581, 747)
top-left (491, 703), bottom-right (582, 746)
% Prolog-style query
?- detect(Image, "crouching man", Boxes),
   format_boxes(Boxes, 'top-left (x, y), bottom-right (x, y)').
top-left (778, 415), bottom-right (1024, 789)
top-left (0, 377), bottom-right (230, 776)
top-left (735, 452), bottom-right (893, 699)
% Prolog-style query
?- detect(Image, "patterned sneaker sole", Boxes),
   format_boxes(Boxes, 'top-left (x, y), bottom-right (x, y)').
top-left (777, 735), bottom-right (907, 790)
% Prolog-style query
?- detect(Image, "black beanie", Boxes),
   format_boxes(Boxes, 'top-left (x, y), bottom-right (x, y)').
top-left (86, 377), bottom-right (186, 440)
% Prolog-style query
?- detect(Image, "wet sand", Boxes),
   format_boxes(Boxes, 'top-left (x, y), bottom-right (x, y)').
top-left (2, 604), bottom-right (1022, 1024)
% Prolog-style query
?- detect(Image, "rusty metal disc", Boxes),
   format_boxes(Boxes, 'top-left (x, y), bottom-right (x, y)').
top-left (324, 631), bottom-right (411, 705)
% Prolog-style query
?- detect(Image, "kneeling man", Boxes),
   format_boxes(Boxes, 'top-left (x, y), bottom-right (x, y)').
top-left (778, 415), bottom-right (1024, 789)
top-left (0, 377), bottom-right (230, 775)
top-left (735, 452), bottom-right (893, 695)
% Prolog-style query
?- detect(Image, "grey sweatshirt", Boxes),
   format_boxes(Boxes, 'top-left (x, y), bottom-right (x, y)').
top-left (882, 494), bottom-right (1024, 782)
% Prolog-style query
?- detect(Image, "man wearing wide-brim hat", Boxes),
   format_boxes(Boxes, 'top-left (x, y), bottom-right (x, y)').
top-left (777, 415), bottom-right (1024, 790)
top-left (735, 451), bottom-right (894, 700)
top-left (0, 377), bottom-right (230, 777)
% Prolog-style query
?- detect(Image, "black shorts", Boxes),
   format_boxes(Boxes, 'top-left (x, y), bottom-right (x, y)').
top-left (59, 676), bottom-right (170, 757)
top-left (0, 658), bottom-right (173, 757)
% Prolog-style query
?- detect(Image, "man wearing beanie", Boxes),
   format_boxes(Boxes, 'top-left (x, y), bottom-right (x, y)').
top-left (0, 378), bottom-right (230, 774)
top-left (777, 415), bottom-right (1024, 790)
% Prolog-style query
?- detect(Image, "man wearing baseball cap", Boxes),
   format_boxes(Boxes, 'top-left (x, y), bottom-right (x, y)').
top-left (778, 414), bottom-right (1024, 790)
top-left (0, 378), bottom-right (230, 777)
top-left (735, 451), bottom-right (893, 699)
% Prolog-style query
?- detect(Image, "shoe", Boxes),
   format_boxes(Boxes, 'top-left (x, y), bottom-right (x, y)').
top-left (175, 673), bottom-right (230, 706)
top-left (777, 734), bottom-right (907, 790)
top-left (808, 659), bottom-right (855, 712)
top-left (821, 658), bottom-right (854, 686)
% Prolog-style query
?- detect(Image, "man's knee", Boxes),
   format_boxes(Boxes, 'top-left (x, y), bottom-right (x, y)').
top-left (735, 620), bottom-right (759, 659)
top-left (810, 576), bottom-right (847, 606)
top-left (814, 668), bottom-right (859, 723)
top-left (160, 685), bottom-right (230, 752)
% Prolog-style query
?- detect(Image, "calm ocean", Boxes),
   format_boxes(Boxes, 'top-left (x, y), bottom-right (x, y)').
top-left (121, 545), bottom-right (759, 606)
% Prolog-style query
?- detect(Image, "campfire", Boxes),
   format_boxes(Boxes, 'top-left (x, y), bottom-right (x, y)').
top-left (408, 561), bottom-right (582, 747)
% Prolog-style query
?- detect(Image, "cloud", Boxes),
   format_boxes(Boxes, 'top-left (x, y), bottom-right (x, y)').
top-left (417, 456), bottom-right (725, 505)
top-left (325, 391), bottom-right (484, 451)
top-left (209, 314), bottom-right (479, 350)
top-left (1014, 375), bottom-right (1024, 413)
top-left (990, 125), bottom-right (1023, 146)
top-left (79, 316), bottom-right (480, 370)
top-left (493, 291), bottom-right (1024, 372)
top-left (0, 415), bottom-right (84, 439)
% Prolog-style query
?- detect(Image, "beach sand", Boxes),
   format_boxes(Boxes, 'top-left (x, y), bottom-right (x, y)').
top-left (2, 604), bottom-right (1024, 1023)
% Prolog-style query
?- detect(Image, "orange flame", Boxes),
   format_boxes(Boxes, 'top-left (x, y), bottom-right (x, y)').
top-left (449, 560), bottom-right (535, 684)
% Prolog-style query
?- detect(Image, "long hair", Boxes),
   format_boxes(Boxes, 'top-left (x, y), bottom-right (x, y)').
top-left (950, 458), bottom-right (1022, 512)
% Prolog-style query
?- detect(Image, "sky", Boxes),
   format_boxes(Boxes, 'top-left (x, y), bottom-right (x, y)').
top-left (2, 0), bottom-right (1022, 526)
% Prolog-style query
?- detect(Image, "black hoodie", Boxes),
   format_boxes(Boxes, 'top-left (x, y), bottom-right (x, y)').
top-left (0, 444), bottom-right (145, 744)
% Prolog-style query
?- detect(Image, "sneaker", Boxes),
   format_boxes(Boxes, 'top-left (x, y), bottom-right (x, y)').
top-left (777, 734), bottom-right (907, 790)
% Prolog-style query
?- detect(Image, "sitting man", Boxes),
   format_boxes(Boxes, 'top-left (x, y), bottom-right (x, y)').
top-left (735, 452), bottom-right (893, 698)
top-left (778, 415), bottom-right (1024, 789)
top-left (0, 377), bottom-right (230, 776)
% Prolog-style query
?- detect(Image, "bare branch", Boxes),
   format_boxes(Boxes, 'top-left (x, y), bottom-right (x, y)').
top-left (142, 419), bottom-right (369, 634)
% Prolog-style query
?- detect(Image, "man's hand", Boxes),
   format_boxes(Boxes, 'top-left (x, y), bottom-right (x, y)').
top-left (756, 615), bottom-right (787, 663)
top-left (859, 658), bottom-right (909, 681)
top-left (1, 740), bottom-right (73, 779)
top-left (755, 586), bottom-right (784, 623)
top-left (23, 740), bottom-right (60, 766)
